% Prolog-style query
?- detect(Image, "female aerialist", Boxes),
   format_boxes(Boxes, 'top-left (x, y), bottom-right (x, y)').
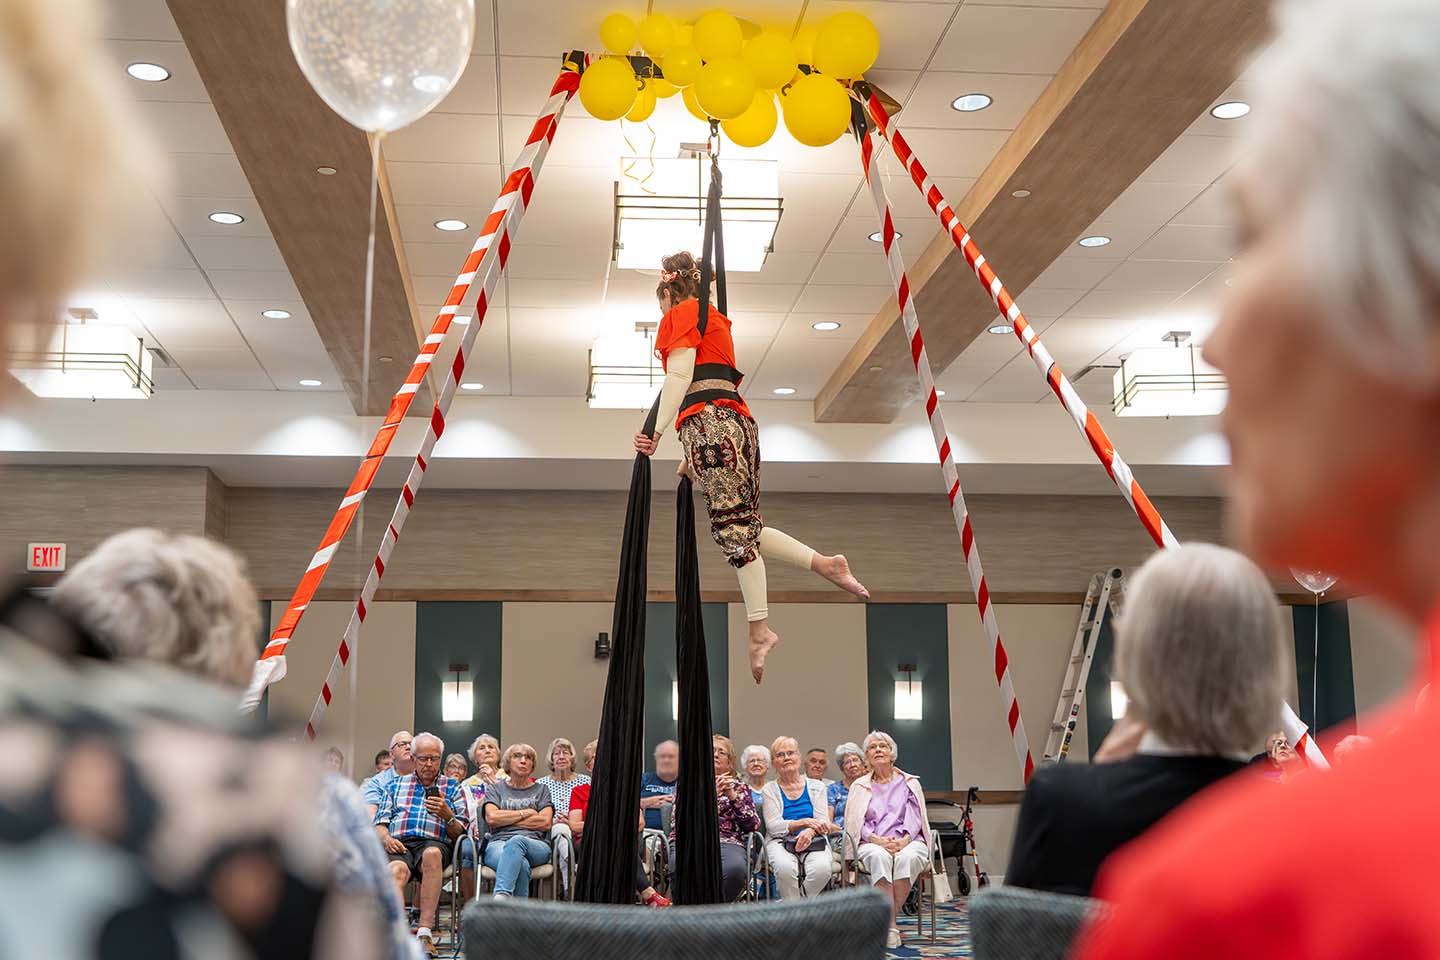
top-left (633, 252), bottom-right (870, 684)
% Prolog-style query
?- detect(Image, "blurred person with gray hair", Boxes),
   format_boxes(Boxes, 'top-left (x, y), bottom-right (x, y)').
top-left (827, 741), bottom-right (866, 827)
top-left (1008, 544), bottom-right (1285, 897)
top-left (1078, 2), bottom-right (1440, 955)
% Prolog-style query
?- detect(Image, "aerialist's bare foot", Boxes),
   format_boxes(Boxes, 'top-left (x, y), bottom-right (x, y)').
top-left (813, 553), bottom-right (870, 600)
top-left (748, 620), bottom-right (779, 684)
top-left (676, 458), bottom-right (696, 481)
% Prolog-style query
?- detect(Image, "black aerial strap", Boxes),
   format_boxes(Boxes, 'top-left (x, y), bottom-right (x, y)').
top-left (577, 121), bottom-right (727, 906)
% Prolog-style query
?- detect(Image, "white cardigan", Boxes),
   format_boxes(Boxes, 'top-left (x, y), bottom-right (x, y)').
top-left (761, 777), bottom-right (830, 840)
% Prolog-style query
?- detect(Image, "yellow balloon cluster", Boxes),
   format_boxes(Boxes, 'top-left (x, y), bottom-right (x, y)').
top-left (581, 9), bottom-right (879, 150)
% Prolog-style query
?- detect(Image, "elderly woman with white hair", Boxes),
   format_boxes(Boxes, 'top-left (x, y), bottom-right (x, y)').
top-left (761, 735), bottom-right (837, 898)
top-left (1077, 2), bottom-right (1440, 956)
top-left (841, 731), bottom-right (932, 949)
top-left (1008, 544), bottom-right (1285, 898)
top-left (827, 741), bottom-right (866, 827)
top-left (741, 743), bottom-right (771, 809)
top-left (537, 736), bottom-right (590, 817)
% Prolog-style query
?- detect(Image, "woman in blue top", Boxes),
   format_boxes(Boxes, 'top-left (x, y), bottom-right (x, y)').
top-left (760, 736), bottom-right (838, 898)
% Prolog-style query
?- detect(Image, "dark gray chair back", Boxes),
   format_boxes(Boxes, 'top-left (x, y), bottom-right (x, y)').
top-left (463, 887), bottom-right (891, 960)
top-left (970, 886), bottom-right (1107, 960)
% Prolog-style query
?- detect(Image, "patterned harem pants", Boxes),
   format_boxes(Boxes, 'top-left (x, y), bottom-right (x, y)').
top-left (678, 403), bottom-right (762, 568)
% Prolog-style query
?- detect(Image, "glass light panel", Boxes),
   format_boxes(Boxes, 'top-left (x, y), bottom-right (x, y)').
top-left (1110, 680), bottom-right (1129, 720)
top-left (587, 329), bottom-right (665, 410)
top-left (894, 680), bottom-right (923, 720)
top-left (442, 680), bottom-right (474, 722)
top-left (10, 320), bottom-right (154, 399)
top-left (1112, 345), bottom-right (1227, 417)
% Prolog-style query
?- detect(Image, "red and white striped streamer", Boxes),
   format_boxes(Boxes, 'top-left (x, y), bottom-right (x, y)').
top-left (241, 65), bottom-right (582, 718)
top-left (1280, 700), bottom-right (1331, 770)
top-left (859, 129), bottom-right (1035, 783)
top-left (864, 93), bottom-right (1179, 553)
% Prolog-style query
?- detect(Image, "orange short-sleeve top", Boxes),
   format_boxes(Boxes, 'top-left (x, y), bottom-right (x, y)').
top-left (654, 298), bottom-right (753, 430)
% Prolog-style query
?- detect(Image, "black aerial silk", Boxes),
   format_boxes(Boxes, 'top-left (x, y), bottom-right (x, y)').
top-left (576, 129), bottom-right (727, 906)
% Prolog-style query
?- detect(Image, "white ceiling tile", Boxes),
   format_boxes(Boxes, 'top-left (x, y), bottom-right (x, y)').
top-left (433, 56), bottom-right (500, 115)
top-left (745, 337), bottom-right (857, 398)
top-left (749, 249), bottom-right (824, 285)
top-left (724, 313), bottom-right (787, 340)
top-left (780, 173), bottom-right (862, 214)
top-left (133, 101), bottom-right (234, 154)
top-left (1029, 254), bottom-right (1121, 290)
top-left (791, 284), bottom-right (893, 315)
top-left (1184, 82), bottom-right (1258, 138)
top-left (662, 0), bottom-right (805, 22)
top-left (965, 355), bottom-right (1052, 403)
top-left (1068, 220), bottom-right (1156, 261)
top-left (503, 115), bottom-right (625, 168)
top-left (1039, 314), bottom-right (1131, 372)
top-left (900, 72), bottom-right (1053, 130)
top-left (126, 299), bottom-right (243, 351)
top-left (1134, 224), bottom-right (1234, 262)
top-left (862, 69), bottom-right (921, 110)
top-left (933, 360), bottom-right (1004, 397)
top-left (1098, 180), bottom-right (1210, 227)
top-left (116, 227), bottom-right (195, 271)
top-left (1095, 259), bottom-right (1220, 294)
top-left (802, 1), bottom-right (959, 71)
top-left (499, 57), bottom-right (572, 117)
top-left (403, 239), bottom-right (484, 278)
top-left (1138, 135), bottom-right (1236, 184)
top-left (507, 278), bottom-right (604, 307)
top-left (496, 0), bottom-right (646, 59)
top-left (1008, 287), bottom-right (1086, 317)
top-left (1063, 288), bottom-right (1178, 321)
top-left (829, 216), bottom-right (936, 254)
top-left (163, 197), bottom-right (273, 239)
top-left (107, 268), bottom-right (214, 300)
top-left (773, 212), bottom-right (847, 254)
top-left (877, 128), bottom-right (1010, 178)
top-left (1171, 182), bottom-right (1235, 228)
top-left (167, 346), bottom-right (271, 377)
top-left (472, 1), bottom-right (497, 55)
top-left (186, 236), bottom-right (287, 272)
top-left (955, 327), bottom-right (1030, 367)
top-left (395, 204), bottom-right (496, 244)
top-left (808, 251), bottom-right (895, 286)
top-left (385, 113), bottom-right (501, 164)
top-left (152, 368), bottom-right (196, 391)
top-left (206, 270), bottom-right (301, 301)
top-left (938, 5), bottom-right (1100, 75)
top-left (103, 0), bottom-right (183, 41)
top-left (388, 161), bottom-right (502, 207)
top-left (504, 243), bottom-right (612, 281)
top-left (970, 0), bottom-right (1103, 7)
top-left (170, 154), bottom-right (254, 198)
top-left (722, 283), bottom-right (805, 314)
top-left (107, 39), bottom-right (208, 101)
top-left (411, 275), bottom-right (507, 304)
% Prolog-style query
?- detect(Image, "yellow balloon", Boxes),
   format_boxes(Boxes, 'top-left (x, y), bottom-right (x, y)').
top-left (742, 31), bottom-right (798, 89)
top-left (637, 13), bottom-right (677, 58)
top-left (661, 44), bottom-right (702, 87)
top-left (599, 12), bottom-right (638, 55)
top-left (813, 11), bottom-right (879, 78)
top-left (681, 83), bottom-right (710, 123)
top-left (627, 83), bottom-right (657, 121)
top-left (721, 90), bottom-right (777, 147)
top-left (694, 58), bottom-right (755, 121)
top-left (677, 24), bottom-right (694, 46)
top-left (649, 77), bottom-right (679, 99)
top-left (792, 23), bottom-right (819, 65)
top-left (578, 56), bottom-right (638, 121)
top-left (693, 10), bottom-right (742, 61)
top-left (781, 73), bottom-right (851, 147)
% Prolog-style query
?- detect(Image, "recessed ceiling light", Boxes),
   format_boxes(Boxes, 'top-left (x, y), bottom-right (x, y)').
top-left (951, 93), bottom-right (992, 113)
top-left (868, 230), bottom-right (900, 243)
top-left (434, 218), bottom-right (468, 232)
top-left (936, 389), bottom-right (947, 397)
top-left (1077, 235), bottom-right (1111, 248)
top-left (1011, 189), bottom-right (1032, 199)
top-left (126, 62), bottom-right (170, 82)
top-left (209, 211), bottom-right (245, 225)
top-left (460, 382), bottom-right (484, 391)
top-left (378, 355), bottom-right (394, 363)
top-left (867, 365), bottom-right (884, 373)
top-left (298, 378), bottom-right (323, 387)
top-left (812, 320), bottom-right (841, 331)
top-left (316, 165), bottom-right (338, 176)
top-left (261, 308), bottom-right (291, 319)
top-left (1209, 100), bottom-right (1250, 120)
top-left (772, 387), bottom-right (796, 395)
top-left (987, 323), bottom-right (1011, 335)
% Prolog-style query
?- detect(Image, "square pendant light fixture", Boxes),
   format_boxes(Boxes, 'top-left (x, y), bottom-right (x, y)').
top-left (587, 321), bottom-right (664, 410)
top-left (614, 155), bottom-right (782, 272)
top-left (10, 308), bottom-right (154, 399)
top-left (1112, 332), bottom-right (1227, 417)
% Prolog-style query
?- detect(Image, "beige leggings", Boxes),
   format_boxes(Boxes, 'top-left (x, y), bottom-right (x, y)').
top-left (736, 527), bottom-right (816, 623)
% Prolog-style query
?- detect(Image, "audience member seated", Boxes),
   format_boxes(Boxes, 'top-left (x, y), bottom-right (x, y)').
top-left (36, 524), bottom-right (390, 954)
top-left (482, 743), bottom-right (555, 899)
top-left (641, 739), bottom-right (680, 829)
top-left (374, 749), bottom-right (394, 776)
top-left (842, 730), bottom-right (932, 949)
top-left (1259, 731), bottom-right (1305, 783)
top-left (762, 736), bottom-right (837, 899)
top-left (463, 733), bottom-right (507, 788)
top-left (568, 755), bottom-right (671, 907)
top-left (444, 752), bottom-right (468, 782)
top-left (1008, 544), bottom-right (1286, 899)
top-left (806, 747), bottom-right (836, 787)
top-left (669, 734), bottom-right (762, 901)
top-left (828, 741), bottom-right (865, 828)
top-left (375, 732), bottom-right (468, 957)
top-left (325, 746), bottom-right (345, 774)
top-left (365, 730), bottom-right (416, 817)
top-left (741, 743), bottom-right (771, 809)
top-left (537, 736), bottom-right (591, 817)
top-left (582, 738), bottom-right (598, 775)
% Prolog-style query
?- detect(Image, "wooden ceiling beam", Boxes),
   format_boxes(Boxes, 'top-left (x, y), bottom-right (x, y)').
top-left (166, 0), bottom-right (429, 416)
top-left (814, 0), bottom-right (1271, 423)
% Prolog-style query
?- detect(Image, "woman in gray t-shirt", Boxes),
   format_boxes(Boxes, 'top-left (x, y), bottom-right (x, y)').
top-left (481, 743), bottom-right (554, 897)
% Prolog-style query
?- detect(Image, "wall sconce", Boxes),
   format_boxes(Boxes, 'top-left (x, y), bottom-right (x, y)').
top-left (442, 662), bottom-right (473, 723)
top-left (894, 662), bottom-right (923, 720)
top-left (1110, 680), bottom-right (1128, 720)
top-left (672, 679), bottom-right (679, 722)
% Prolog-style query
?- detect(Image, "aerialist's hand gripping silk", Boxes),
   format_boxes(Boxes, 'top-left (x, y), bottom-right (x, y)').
top-left (634, 251), bottom-right (871, 683)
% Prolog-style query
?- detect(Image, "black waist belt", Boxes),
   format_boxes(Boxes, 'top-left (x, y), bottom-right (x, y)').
top-left (686, 362), bottom-right (744, 407)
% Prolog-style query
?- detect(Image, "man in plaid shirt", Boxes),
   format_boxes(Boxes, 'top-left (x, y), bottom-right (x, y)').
top-left (375, 732), bottom-right (467, 957)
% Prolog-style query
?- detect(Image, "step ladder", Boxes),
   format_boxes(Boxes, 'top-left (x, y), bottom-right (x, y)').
top-left (1042, 568), bottom-right (1125, 764)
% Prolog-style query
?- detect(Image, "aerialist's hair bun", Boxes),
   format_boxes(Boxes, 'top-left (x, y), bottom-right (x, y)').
top-left (656, 250), bottom-right (712, 303)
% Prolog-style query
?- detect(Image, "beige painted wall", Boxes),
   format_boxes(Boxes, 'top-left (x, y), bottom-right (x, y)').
top-left (267, 600), bottom-right (416, 779)
top-left (1348, 597), bottom-right (1422, 729)
top-left (726, 603), bottom-right (870, 781)
top-left (500, 602), bottom-right (613, 762)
